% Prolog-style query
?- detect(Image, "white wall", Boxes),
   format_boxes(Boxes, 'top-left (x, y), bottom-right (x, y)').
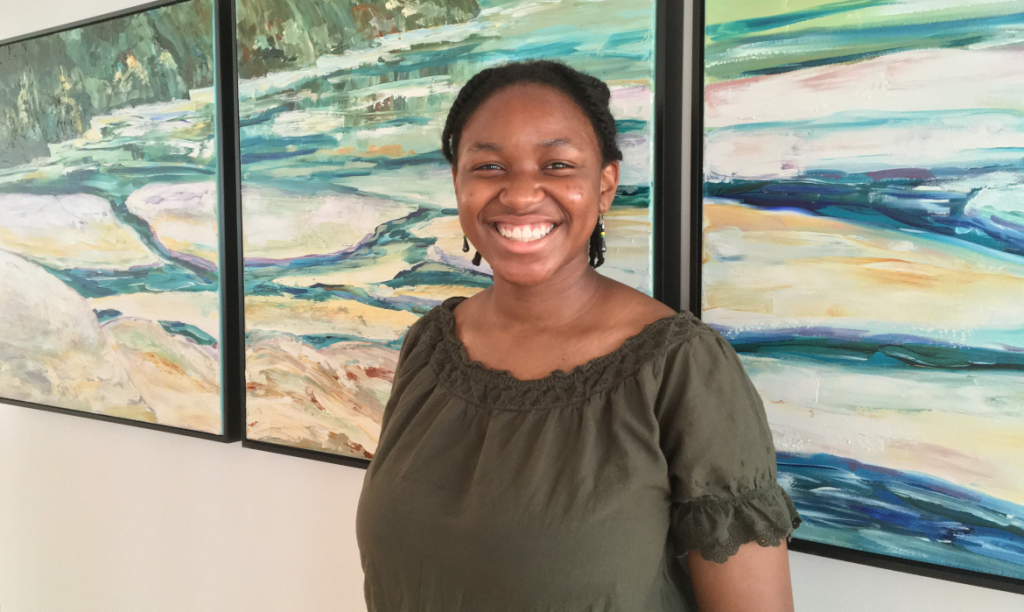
top-left (0, 403), bottom-right (365, 612)
top-left (1, 1), bottom-right (1022, 611)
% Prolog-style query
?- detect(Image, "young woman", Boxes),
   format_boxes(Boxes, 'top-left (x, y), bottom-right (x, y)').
top-left (357, 61), bottom-right (800, 612)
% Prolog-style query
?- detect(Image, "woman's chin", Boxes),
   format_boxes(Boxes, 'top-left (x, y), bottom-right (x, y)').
top-left (488, 255), bottom-right (586, 288)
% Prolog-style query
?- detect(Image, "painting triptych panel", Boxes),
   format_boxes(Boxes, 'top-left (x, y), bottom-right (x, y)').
top-left (235, 0), bottom-right (658, 463)
top-left (0, 0), bottom-right (229, 437)
top-left (699, 0), bottom-right (1024, 584)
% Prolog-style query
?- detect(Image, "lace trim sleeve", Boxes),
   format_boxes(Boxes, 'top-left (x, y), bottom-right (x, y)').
top-left (672, 484), bottom-right (802, 564)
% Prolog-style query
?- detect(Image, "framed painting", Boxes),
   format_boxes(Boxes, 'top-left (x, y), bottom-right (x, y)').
top-left (232, 0), bottom-right (683, 465)
top-left (0, 0), bottom-right (242, 441)
top-left (694, 0), bottom-right (1024, 592)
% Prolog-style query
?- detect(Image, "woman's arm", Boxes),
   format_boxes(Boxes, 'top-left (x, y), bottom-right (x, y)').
top-left (687, 540), bottom-right (795, 612)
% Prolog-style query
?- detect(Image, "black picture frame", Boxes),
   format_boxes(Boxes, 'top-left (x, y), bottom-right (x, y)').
top-left (232, 0), bottom-right (686, 468)
top-left (689, 1), bottom-right (1024, 595)
top-left (0, 0), bottom-right (243, 443)
top-left (654, 0), bottom-right (685, 314)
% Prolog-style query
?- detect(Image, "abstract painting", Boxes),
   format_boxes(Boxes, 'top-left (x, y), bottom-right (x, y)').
top-left (0, 0), bottom-right (231, 437)
top-left (237, 0), bottom-right (658, 462)
top-left (699, 0), bottom-right (1024, 584)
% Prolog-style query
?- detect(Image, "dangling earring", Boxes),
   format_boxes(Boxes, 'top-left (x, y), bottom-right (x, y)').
top-left (589, 214), bottom-right (606, 269)
top-left (463, 233), bottom-right (482, 266)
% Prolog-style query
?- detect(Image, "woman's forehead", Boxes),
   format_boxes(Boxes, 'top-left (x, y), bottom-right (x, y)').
top-left (473, 82), bottom-right (585, 119)
top-left (460, 85), bottom-right (598, 150)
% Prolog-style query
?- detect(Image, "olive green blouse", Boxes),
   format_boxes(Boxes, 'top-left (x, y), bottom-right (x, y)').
top-left (356, 297), bottom-right (800, 612)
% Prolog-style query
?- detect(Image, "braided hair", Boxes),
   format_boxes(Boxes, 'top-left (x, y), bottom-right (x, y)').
top-left (442, 60), bottom-right (621, 268)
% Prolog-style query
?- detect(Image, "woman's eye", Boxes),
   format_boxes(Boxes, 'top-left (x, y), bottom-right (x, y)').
top-left (474, 163), bottom-right (503, 171)
top-left (546, 161), bottom-right (573, 170)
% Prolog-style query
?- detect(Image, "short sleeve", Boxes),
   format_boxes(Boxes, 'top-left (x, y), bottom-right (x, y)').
top-left (655, 328), bottom-right (801, 563)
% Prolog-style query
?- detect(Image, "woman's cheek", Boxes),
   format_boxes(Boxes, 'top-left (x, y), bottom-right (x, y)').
top-left (558, 185), bottom-right (593, 211)
top-left (457, 183), bottom-right (486, 210)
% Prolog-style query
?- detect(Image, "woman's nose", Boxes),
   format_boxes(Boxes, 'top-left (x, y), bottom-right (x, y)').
top-left (499, 170), bottom-right (544, 209)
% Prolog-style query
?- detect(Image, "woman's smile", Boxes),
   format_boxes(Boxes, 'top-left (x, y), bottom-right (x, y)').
top-left (495, 222), bottom-right (555, 243)
top-left (488, 215), bottom-right (561, 254)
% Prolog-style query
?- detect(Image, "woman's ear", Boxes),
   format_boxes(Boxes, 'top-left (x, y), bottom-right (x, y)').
top-left (599, 161), bottom-right (620, 214)
top-left (451, 164), bottom-right (458, 189)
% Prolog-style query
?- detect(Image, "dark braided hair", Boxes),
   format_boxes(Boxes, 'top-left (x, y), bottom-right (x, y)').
top-left (441, 60), bottom-right (623, 166)
top-left (442, 60), bottom-right (621, 268)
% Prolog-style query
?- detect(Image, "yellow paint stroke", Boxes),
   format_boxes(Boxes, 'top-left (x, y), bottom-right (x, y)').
top-left (245, 296), bottom-right (418, 340)
top-left (703, 201), bottom-right (1024, 329)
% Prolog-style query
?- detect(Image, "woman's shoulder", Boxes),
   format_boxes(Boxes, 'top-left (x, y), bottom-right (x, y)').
top-left (401, 296), bottom-right (466, 351)
top-left (596, 278), bottom-right (709, 350)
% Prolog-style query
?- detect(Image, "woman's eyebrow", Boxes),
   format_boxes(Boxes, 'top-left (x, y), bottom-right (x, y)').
top-left (467, 141), bottom-right (501, 152)
top-left (540, 138), bottom-right (578, 149)
top-left (466, 138), bottom-right (579, 152)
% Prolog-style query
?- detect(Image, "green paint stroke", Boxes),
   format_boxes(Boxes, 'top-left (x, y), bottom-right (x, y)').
top-left (0, 0), bottom-right (216, 168)
top-left (235, 0), bottom-right (481, 79)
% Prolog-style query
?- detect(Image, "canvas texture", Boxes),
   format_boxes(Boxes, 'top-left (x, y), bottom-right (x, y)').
top-left (701, 0), bottom-right (1024, 581)
top-left (0, 0), bottom-right (224, 434)
top-left (238, 0), bottom-right (658, 460)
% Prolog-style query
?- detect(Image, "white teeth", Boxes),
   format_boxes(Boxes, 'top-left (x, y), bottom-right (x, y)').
top-left (497, 224), bottom-right (554, 243)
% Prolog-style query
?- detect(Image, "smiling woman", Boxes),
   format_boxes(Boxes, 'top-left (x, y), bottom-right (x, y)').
top-left (355, 61), bottom-right (801, 612)
top-left (444, 61), bottom-right (624, 283)
top-left (454, 90), bottom-right (617, 290)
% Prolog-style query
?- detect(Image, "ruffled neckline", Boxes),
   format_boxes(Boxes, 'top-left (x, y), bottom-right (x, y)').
top-left (426, 296), bottom-right (706, 411)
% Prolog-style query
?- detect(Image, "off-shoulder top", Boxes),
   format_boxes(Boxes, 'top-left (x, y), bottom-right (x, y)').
top-left (356, 297), bottom-right (800, 612)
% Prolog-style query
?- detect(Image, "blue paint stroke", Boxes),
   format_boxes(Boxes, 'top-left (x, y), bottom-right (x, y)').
top-left (705, 169), bottom-right (1024, 258)
top-left (780, 452), bottom-right (1024, 580)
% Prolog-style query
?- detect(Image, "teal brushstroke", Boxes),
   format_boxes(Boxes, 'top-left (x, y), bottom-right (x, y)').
top-left (614, 186), bottom-right (651, 208)
top-left (706, 0), bottom-right (888, 41)
top-left (245, 330), bottom-right (406, 351)
top-left (707, 11), bottom-right (1024, 81)
top-left (727, 334), bottom-right (1024, 372)
top-left (94, 309), bottom-right (123, 323)
top-left (297, 334), bottom-right (406, 351)
top-left (46, 266), bottom-right (215, 299)
top-left (616, 119), bottom-right (647, 133)
top-left (158, 320), bottom-right (218, 346)
top-left (386, 261), bottom-right (494, 290)
top-left (708, 108), bottom-right (1024, 135)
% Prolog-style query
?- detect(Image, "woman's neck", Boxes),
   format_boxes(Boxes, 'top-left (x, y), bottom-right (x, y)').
top-left (484, 257), bottom-right (608, 333)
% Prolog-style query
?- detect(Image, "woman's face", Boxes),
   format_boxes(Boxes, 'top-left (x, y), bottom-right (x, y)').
top-left (453, 83), bottom-right (619, 287)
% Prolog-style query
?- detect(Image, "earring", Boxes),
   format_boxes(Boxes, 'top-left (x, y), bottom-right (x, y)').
top-left (463, 233), bottom-right (482, 265)
top-left (589, 214), bottom-right (606, 269)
